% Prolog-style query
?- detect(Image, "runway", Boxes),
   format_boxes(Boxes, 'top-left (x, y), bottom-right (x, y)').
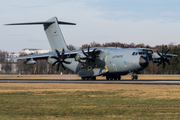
top-left (0, 79), bottom-right (180, 85)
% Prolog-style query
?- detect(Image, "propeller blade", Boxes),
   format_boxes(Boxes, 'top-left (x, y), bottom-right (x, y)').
top-left (64, 61), bottom-right (71, 64)
top-left (55, 49), bottom-right (61, 58)
top-left (78, 59), bottom-right (84, 63)
top-left (157, 51), bottom-right (162, 57)
top-left (57, 63), bottom-right (60, 71)
top-left (90, 48), bottom-right (97, 55)
top-left (165, 59), bottom-right (170, 65)
top-left (157, 61), bottom-right (162, 66)
top-left (88, 46), bottom-right (90, 55)
top-left (163, 60), bottom-right (166, 69)
top-left (52, 61), bottom-right (58, 66)
top-left (50, 56), bottom-right (58, 60)
top-left (62, 47), bottom-right (65, 58)
top-left (165, 49), bottom-right (169, 55)
top-left (82, 49), bottom-right (88, 57)
top-left (61, 64), bottom-right (66, 70)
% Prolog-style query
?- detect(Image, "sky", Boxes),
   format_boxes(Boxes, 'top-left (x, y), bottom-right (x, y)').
top-left (0, 0), bottom-right (180, 53)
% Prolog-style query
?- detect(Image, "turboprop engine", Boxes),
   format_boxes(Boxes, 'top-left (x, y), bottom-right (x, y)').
top-left (24, 58), bottom-right (37, 65)
top-left (47, 48), bottom-right (71, 71)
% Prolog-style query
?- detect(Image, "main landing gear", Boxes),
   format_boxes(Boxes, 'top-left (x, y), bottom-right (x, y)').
top-left (106, 75), bottom-right (121, 80)
top-left (131, 74), bottom-right (138, 80)
top-left (81, 76), bottom-right (96, 80)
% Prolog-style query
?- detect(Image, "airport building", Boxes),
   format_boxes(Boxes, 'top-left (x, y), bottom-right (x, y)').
top-left (21, 48), bottom-right (51, 54)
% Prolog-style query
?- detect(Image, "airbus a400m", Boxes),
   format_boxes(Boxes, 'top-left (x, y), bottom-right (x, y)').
top-left (6, 17), bottom-right (177, 80)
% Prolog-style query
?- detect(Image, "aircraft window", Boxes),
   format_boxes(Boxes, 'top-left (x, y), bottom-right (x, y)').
top-left (132, 52), bottom-right (135, 55)
top-left (135, 52), bottom-right (138, 55)
top-left (139, 52), bottom-right (143, 55)
top-left (138, 52), bottom-right (146, 55)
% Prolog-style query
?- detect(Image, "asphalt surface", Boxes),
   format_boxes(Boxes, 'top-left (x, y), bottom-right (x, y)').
top-left (0, 79), bottom-right (180, 85)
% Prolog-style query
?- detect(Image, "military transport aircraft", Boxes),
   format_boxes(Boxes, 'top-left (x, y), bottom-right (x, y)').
top-left (5, 17), bottom-right (178, 80)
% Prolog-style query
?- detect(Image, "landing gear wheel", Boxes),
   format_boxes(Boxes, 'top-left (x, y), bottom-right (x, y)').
top-left (131, 75), bottom-right (138, 80)
top-left (114, 75), bottom-right (117, 80)
top-left (106, 76), bottom-right (109, 80)
top-left (110, 76), bottom-right (113, 80)
top-left (118, 75), bottom-right (121, 80)
top-left (106, 76), bottom-right (108, 80)
top-left (131, 75), bottom-right (135, 80)
top-left (92, 76), bottom-right (96, 80)
top-left (134, 75), bottom-right (138, 80)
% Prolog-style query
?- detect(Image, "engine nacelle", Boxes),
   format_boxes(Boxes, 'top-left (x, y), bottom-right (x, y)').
top-left (47, 56), bottom-right (57, 65)
top-left (24, 58), bottom-right (37, 65)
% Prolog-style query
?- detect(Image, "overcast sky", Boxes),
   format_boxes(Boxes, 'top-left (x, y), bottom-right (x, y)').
top-left (0, 0), bottom-right (180, 53)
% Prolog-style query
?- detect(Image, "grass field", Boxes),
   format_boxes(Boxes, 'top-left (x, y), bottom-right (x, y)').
top-left (0, 83), bottom-right (180, 119)
top-left (0, 74), bottom-right (180, 80)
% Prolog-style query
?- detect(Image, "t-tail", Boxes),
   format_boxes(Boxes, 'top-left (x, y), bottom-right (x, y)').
top-left (5, 17), bottom-right (76, 51)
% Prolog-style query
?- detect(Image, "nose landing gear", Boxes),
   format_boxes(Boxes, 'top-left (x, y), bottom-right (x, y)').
top-left (131, 74), bottom-right (138, 80)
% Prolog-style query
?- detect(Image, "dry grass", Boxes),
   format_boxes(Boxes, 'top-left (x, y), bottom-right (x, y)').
top-left (0, 83), bottom-right (180, 99)
top-left (0, 74), bottom-right (180, 80)
top-left (0, 83), bottom-right (180, 119)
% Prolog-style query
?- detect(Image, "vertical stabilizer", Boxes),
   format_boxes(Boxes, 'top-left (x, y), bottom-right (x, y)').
top-left (44, 17), bottom-right (68, 51)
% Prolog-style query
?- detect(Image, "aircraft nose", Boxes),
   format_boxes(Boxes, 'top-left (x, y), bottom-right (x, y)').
top-left (139, 56), bottom-right (149, 68)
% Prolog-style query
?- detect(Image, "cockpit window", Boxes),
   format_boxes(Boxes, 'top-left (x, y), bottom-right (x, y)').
top-left (132, 52), bottom-right (138, 55)
top-left (133, 52), bottom-right (145, 56)
top-left (139, 52), bottom-right (145, 55)
top-left (139, 52), bottom-right (143, 55)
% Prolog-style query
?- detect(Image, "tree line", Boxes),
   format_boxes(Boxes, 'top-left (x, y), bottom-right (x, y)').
top-left (0, 42), bottom-right (180, 74)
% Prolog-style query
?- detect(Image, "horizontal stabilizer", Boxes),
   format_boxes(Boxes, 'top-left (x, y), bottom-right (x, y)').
top-left (5, 21), bottom-right (76, 25)
top-left (5, 16), bottom-right (75, 51)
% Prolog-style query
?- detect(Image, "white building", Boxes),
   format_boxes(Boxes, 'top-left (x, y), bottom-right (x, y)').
top-left (21, 48), bottom-right (51, 54)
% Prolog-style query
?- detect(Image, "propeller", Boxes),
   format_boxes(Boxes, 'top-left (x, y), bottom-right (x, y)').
top-left (157, 47), bottom-right (170, 69)
top-left (50, 48), bottom-right (71, 71)
top-left (146, 44), bottom-right (150, 48)
top-left (79, 46), bottom-right (97, 67)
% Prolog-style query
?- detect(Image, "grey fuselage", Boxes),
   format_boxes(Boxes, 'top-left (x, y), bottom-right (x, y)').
top-left (60, 47), bottom-right (149, 77)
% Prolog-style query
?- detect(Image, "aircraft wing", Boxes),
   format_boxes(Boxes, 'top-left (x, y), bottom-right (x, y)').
top-left (137, 48), bottom-right (153, 51)
top-left (6, 48), bottom-right (100, 62)
top-left (6, 51), bottom-right (78, 61)
top-left (136, 48), bottom-right (178, 58)
top-left (152, 52), bottom-right (178, 59)
top-left (6, 52), bottom-right (54, 61)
